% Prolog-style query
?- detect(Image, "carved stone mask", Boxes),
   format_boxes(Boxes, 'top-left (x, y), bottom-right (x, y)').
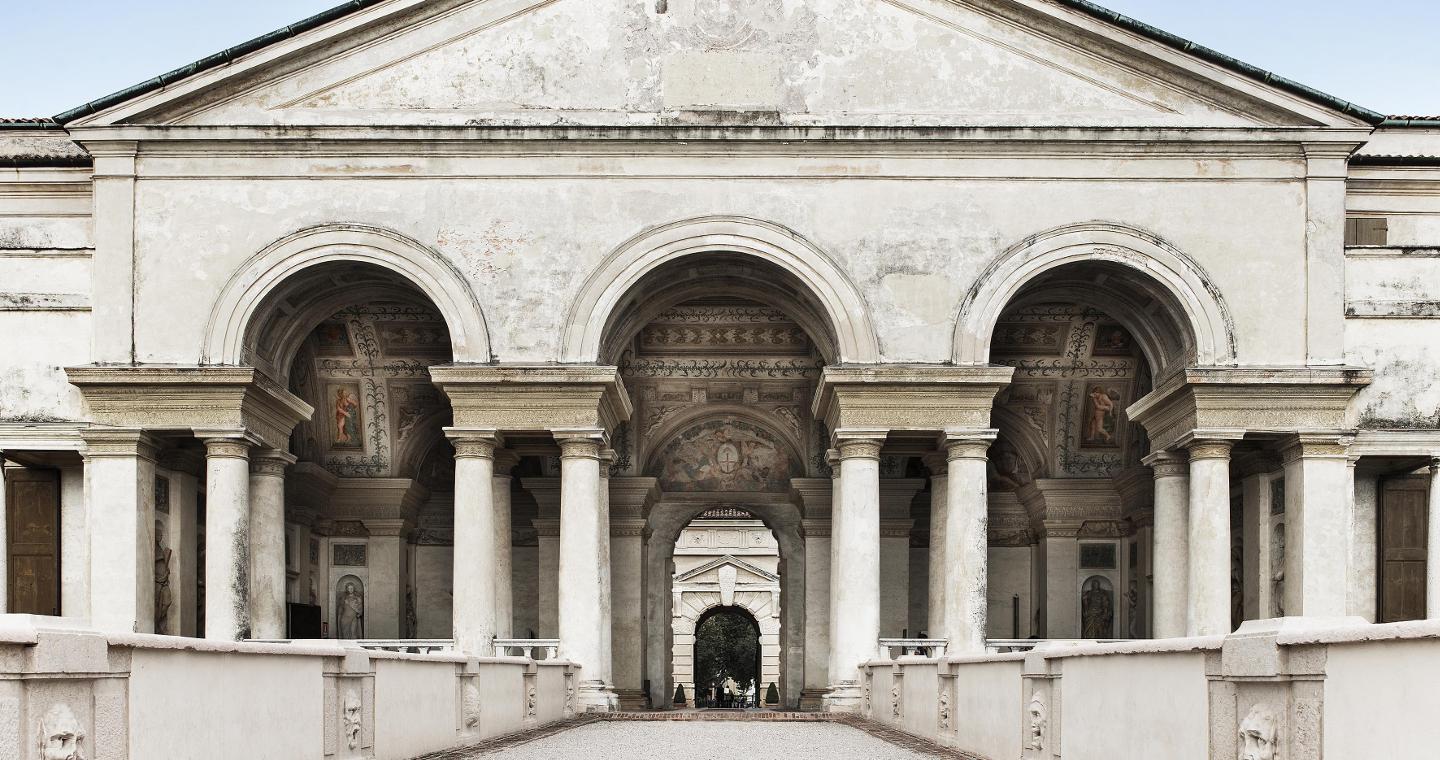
top-left (1239, 704), bottom-right (1279, 760)
top-left (343, 691), bottom-right (363, 750)
top-left (38, 703), bottom-right (85, 760)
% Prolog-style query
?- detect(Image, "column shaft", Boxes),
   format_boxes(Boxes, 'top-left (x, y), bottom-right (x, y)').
top-left (493, 452), bottom-right (517, 639)
top-left (84, 430), bottom-right (158, 633)
top-left (204, 436), bottom-right (252, 640)
top-left (1281, 434), bottom-right (1353, 617)
top-left (1427, 460), bottom-right (1440, 619)
top-left (596, 451), bottom-right (614, 686)
top-left (451, 435), bottom-right (498, 655)
top-left (248, 450), bottom-right (292, 639)
top-left (826, 437), bottom-right (882, 705)
top-left (1187, 440), bottom-right (1234, 637)
top-left (1147, 451), bottom-right (1190, 638)
top-left (943, 435), bottom-right (993, 654)
top-left (924, 454), bottom-right (948, 637)
top-left (556, 433), bottom-right (616, 710)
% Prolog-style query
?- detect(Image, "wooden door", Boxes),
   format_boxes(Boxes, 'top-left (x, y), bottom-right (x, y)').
top-left (1378, 477), bottom-right (1428, 623)
top-left (6, 468), bottom-right (61, 615)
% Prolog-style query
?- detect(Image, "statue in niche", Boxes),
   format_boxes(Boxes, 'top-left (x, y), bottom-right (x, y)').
top-left (37, 703), bottom-right (85, 760)
top-left (343, 689), bottom-right (362, 750)
top-left (1271, 523), bottom-right (1286, 617)
top-left (1081, 576), bottom-right (1115, 639)
top-left (154, 521), bottom-right (173, 634)
top-left (336, 578), bottom-right (365, 639)
top-left (309, 578), bottom-right (319, 607)
top-left (1027, 693), bottom-right (1047, 751)
top-left (404, 587), bottom-right (418, 638)
top-left (1239, 703), bottom-right (1280, 760)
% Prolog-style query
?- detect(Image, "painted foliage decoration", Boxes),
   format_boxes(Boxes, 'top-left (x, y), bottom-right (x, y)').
top-left (655, 418), bottom-right (798, 492)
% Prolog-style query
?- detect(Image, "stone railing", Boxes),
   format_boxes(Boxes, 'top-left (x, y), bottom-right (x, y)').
top-left (861, 618), bottom-right (1440, 760)
top-left (494, 638), bottom-right (562, 659)
top-left (253, 638), bottom-right (457, 654)
top-left (984, 638), bottom-right (1127, 653)
top-left (876, 638), bottom-right (948, 659)
top-left (0, 615), bottom-right (580, 760)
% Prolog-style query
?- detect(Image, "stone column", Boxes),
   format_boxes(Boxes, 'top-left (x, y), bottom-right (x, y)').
top-left (1428, 458), bottom-right (1440, 620)
top-left (84, 429), bottom-right (159, 633)
top-left (1187, 438), bottom-right (1235, 637)
top-left (1280, 433), bottom-right (1353, 618)
top-left (943, 432), bottom-right (995, 654)
top-left (202, 434), bottom-right (253, 640)
top-left (493, 450), bottom-right (519, 639)
top-left (825, 435), bottom-right (883, 710)
top-left (923, 453), bottom-right (948, 637)
top-left (1144, 451), bottom-right (1189, 638)
top-left (822, 450), bottom-right (841, 698)
top-left (248, 449), bottom-right (294, 639)
top-left (555, 431), bottom-right (617, 711)
top-left (450, 432), bottom-right (499, 656)
top-left (1349, 464), bottom-right (1379, 622)
top-left (596, 450), bottom-right (615, 686)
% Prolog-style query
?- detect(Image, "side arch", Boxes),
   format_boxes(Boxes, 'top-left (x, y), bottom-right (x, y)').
top-left (204, 223), bottom-right (492, 366)
top-left (561, 216), bottom-right (881, 364)
top-left (953, 222), bottom-right (1237, 368)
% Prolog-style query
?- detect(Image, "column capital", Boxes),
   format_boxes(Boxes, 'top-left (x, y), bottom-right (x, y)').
top-left (826, 449), bottom-right (842, 478)
top-left (81, 427), bottom-right (161, 460)
top-left (941, 429), bottom-right (996, 461)
top-left (555, 429), bottom-right (605, 460)
top-left (1430, 457), bottom-right (1440, 475)
top-left (1279, 430), bottom-right (1356, 464)
top-left (599, 449), bottom-right (616, 479)
top-left (921, 452), bottom-right (948, 476)
top-left (494, 449), bottom-right (521, 475)
top-left (835, 437), bottom-right (884, 461)
top-left (1182, 430), bottom-right (1243, 461)
top-left (1142, 450), bottom-right (1189, 478)
top-left (249, 449), bottom-right (296, 477)
top-left (446, 427), bottom-right (503, 459)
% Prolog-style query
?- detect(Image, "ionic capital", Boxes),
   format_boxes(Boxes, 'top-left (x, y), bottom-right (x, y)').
top-left (826, 449), bottom-right (842, 478)
top-left (249, 449), bottom-right (296, 477)
top-left (1142, 450), bottom-right (1189, 479)
top-left (1183, 431), bottom-right (1242, 461)
top-left (941, 429), bottom-right (997, 462)
top-left (446, 428), bottom-right (502, 460)
top-left (556, 429), bottom-right (605, 461)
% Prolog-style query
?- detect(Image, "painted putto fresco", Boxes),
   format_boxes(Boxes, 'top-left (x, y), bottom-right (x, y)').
top-left (654, 418), bottom-right (798, 492)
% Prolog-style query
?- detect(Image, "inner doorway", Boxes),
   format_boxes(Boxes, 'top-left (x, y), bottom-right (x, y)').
top-left (690, 606), bottom-right (762, 708)
top-left (5, 466), bottom-right (60, 616)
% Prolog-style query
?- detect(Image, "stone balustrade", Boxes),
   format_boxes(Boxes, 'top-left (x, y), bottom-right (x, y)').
top-left (494, 638), bottom-right (562, 660)
top-left (982, 638), bottom-right (1127, 654)
top-left (0, 615), bottom-right (579, 760)
top-left (876, 638), bottom-right (948, 660)
top-left (862, 618), bottom-right (1440, 760)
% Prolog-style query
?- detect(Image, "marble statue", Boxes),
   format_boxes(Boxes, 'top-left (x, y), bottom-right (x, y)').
top-left (154, 521), bottom-right (173, 635)
top-left (1028, 693), bottom-right (1047, 751)
top-left (1239, 703), bottom-right (1279, 760)
top-left (343, 690), bottom-right (362, 750)
top-left (1271, 524), bottom-right (1286, 617)
top-left (337, 579), bottom-right (365, 639)
top-left (1081, 576), bottom-right (1114, 639)
top-left (37, 703), bottom-right (84, 760)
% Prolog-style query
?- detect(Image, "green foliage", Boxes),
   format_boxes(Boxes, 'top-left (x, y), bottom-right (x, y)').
top-left (765, 681), bottom-right (780, 705)
top-left (674, 683), bottom-right (686, 705)
top-left (694, 608), bottom-right (760, 693)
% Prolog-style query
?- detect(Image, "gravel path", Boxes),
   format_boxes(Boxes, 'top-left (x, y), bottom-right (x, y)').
top-left (466, 720), bottom-right (942, 759)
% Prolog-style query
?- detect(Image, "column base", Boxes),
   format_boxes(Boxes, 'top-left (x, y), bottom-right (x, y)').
top-left (575, 681), bottom-right (620, 713)
top-left (822, 682), bottom-right (864, 713)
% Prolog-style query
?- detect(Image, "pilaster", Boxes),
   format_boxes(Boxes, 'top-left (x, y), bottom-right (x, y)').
top-left (82, 428), bottom-right (160, 633)
top-left (1280, 432), bottom-right (1355, 618)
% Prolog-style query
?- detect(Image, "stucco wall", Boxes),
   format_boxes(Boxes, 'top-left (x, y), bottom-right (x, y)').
top-left (947, 658), bottom-right (1024, 760)
top-left (1058, 651), bottom-right (1209, 760)
top-left (1323, 638), bottom-right (1440, 760)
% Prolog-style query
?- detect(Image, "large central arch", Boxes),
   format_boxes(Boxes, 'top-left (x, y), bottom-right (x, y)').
top-left (561, 216), bottom-right (882, 364)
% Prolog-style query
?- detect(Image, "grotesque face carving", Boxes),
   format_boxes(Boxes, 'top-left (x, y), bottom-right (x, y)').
top-left (38, 703), bottom-right (85, 760)
top-left (463, 682), bottom-right (482, 730)
top-left (1027, 693), bottom-right (1047, 751)
top-left (343, 690), bottom-right (363, 750)
top-left (1239, 704), bottom-right (1279, 760)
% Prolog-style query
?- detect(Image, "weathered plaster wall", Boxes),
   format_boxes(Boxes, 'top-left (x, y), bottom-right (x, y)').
top-left (125, 165), bottom-right (1311, 370)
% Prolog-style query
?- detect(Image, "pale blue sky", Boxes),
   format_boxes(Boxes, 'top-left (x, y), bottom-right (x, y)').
top-left (1, 0), bottom-right (1436, 117)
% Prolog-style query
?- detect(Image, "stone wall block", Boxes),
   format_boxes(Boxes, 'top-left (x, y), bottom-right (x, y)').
top-left (92, 674), bottom-right (129, 760)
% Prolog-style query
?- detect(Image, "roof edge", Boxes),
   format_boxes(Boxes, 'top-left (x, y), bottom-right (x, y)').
top-left (1053, 0), bottom-right (1386, 126)
top-left (1350, 154), bottom-right (1440, 168)
top-left (52, 0), bottom-right (389, 125)
top-left (1380, 117), bottom-right (1440, 129)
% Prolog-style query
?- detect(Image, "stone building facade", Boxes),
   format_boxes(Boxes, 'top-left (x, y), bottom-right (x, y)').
top-left (1, 0), bottom-right (1439, 726)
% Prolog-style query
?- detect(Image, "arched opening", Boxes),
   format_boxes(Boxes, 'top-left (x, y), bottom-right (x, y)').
top-left (690, 605), bottom-right (764, 708)
top-left (238, 258), bottom-right (459, 641)
top-left (590, 240), bottom-right (841, 710)
top-left (669, 507), bottom-right (781, 708)
top-left (981, 255), bottom-right (1189, 640)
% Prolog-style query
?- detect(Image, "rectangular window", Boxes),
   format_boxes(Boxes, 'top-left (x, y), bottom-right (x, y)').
top-left (1345, 217), bottom-right (1389, 246)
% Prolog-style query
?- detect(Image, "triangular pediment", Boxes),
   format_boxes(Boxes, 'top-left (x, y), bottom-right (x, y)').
top-left (674, 554), bottom-right (779, 585)
top-left (71, 0), bottom-right (1372, 129)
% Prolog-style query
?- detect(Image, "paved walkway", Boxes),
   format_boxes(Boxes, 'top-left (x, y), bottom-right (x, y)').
top-left (425, 718), bottom-right (952, 759)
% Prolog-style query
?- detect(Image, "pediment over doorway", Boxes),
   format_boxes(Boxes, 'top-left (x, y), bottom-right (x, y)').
top-left (71, 0), bottom-right (1372, 129)
top-left (674, 554), bottom-right (779, 585)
